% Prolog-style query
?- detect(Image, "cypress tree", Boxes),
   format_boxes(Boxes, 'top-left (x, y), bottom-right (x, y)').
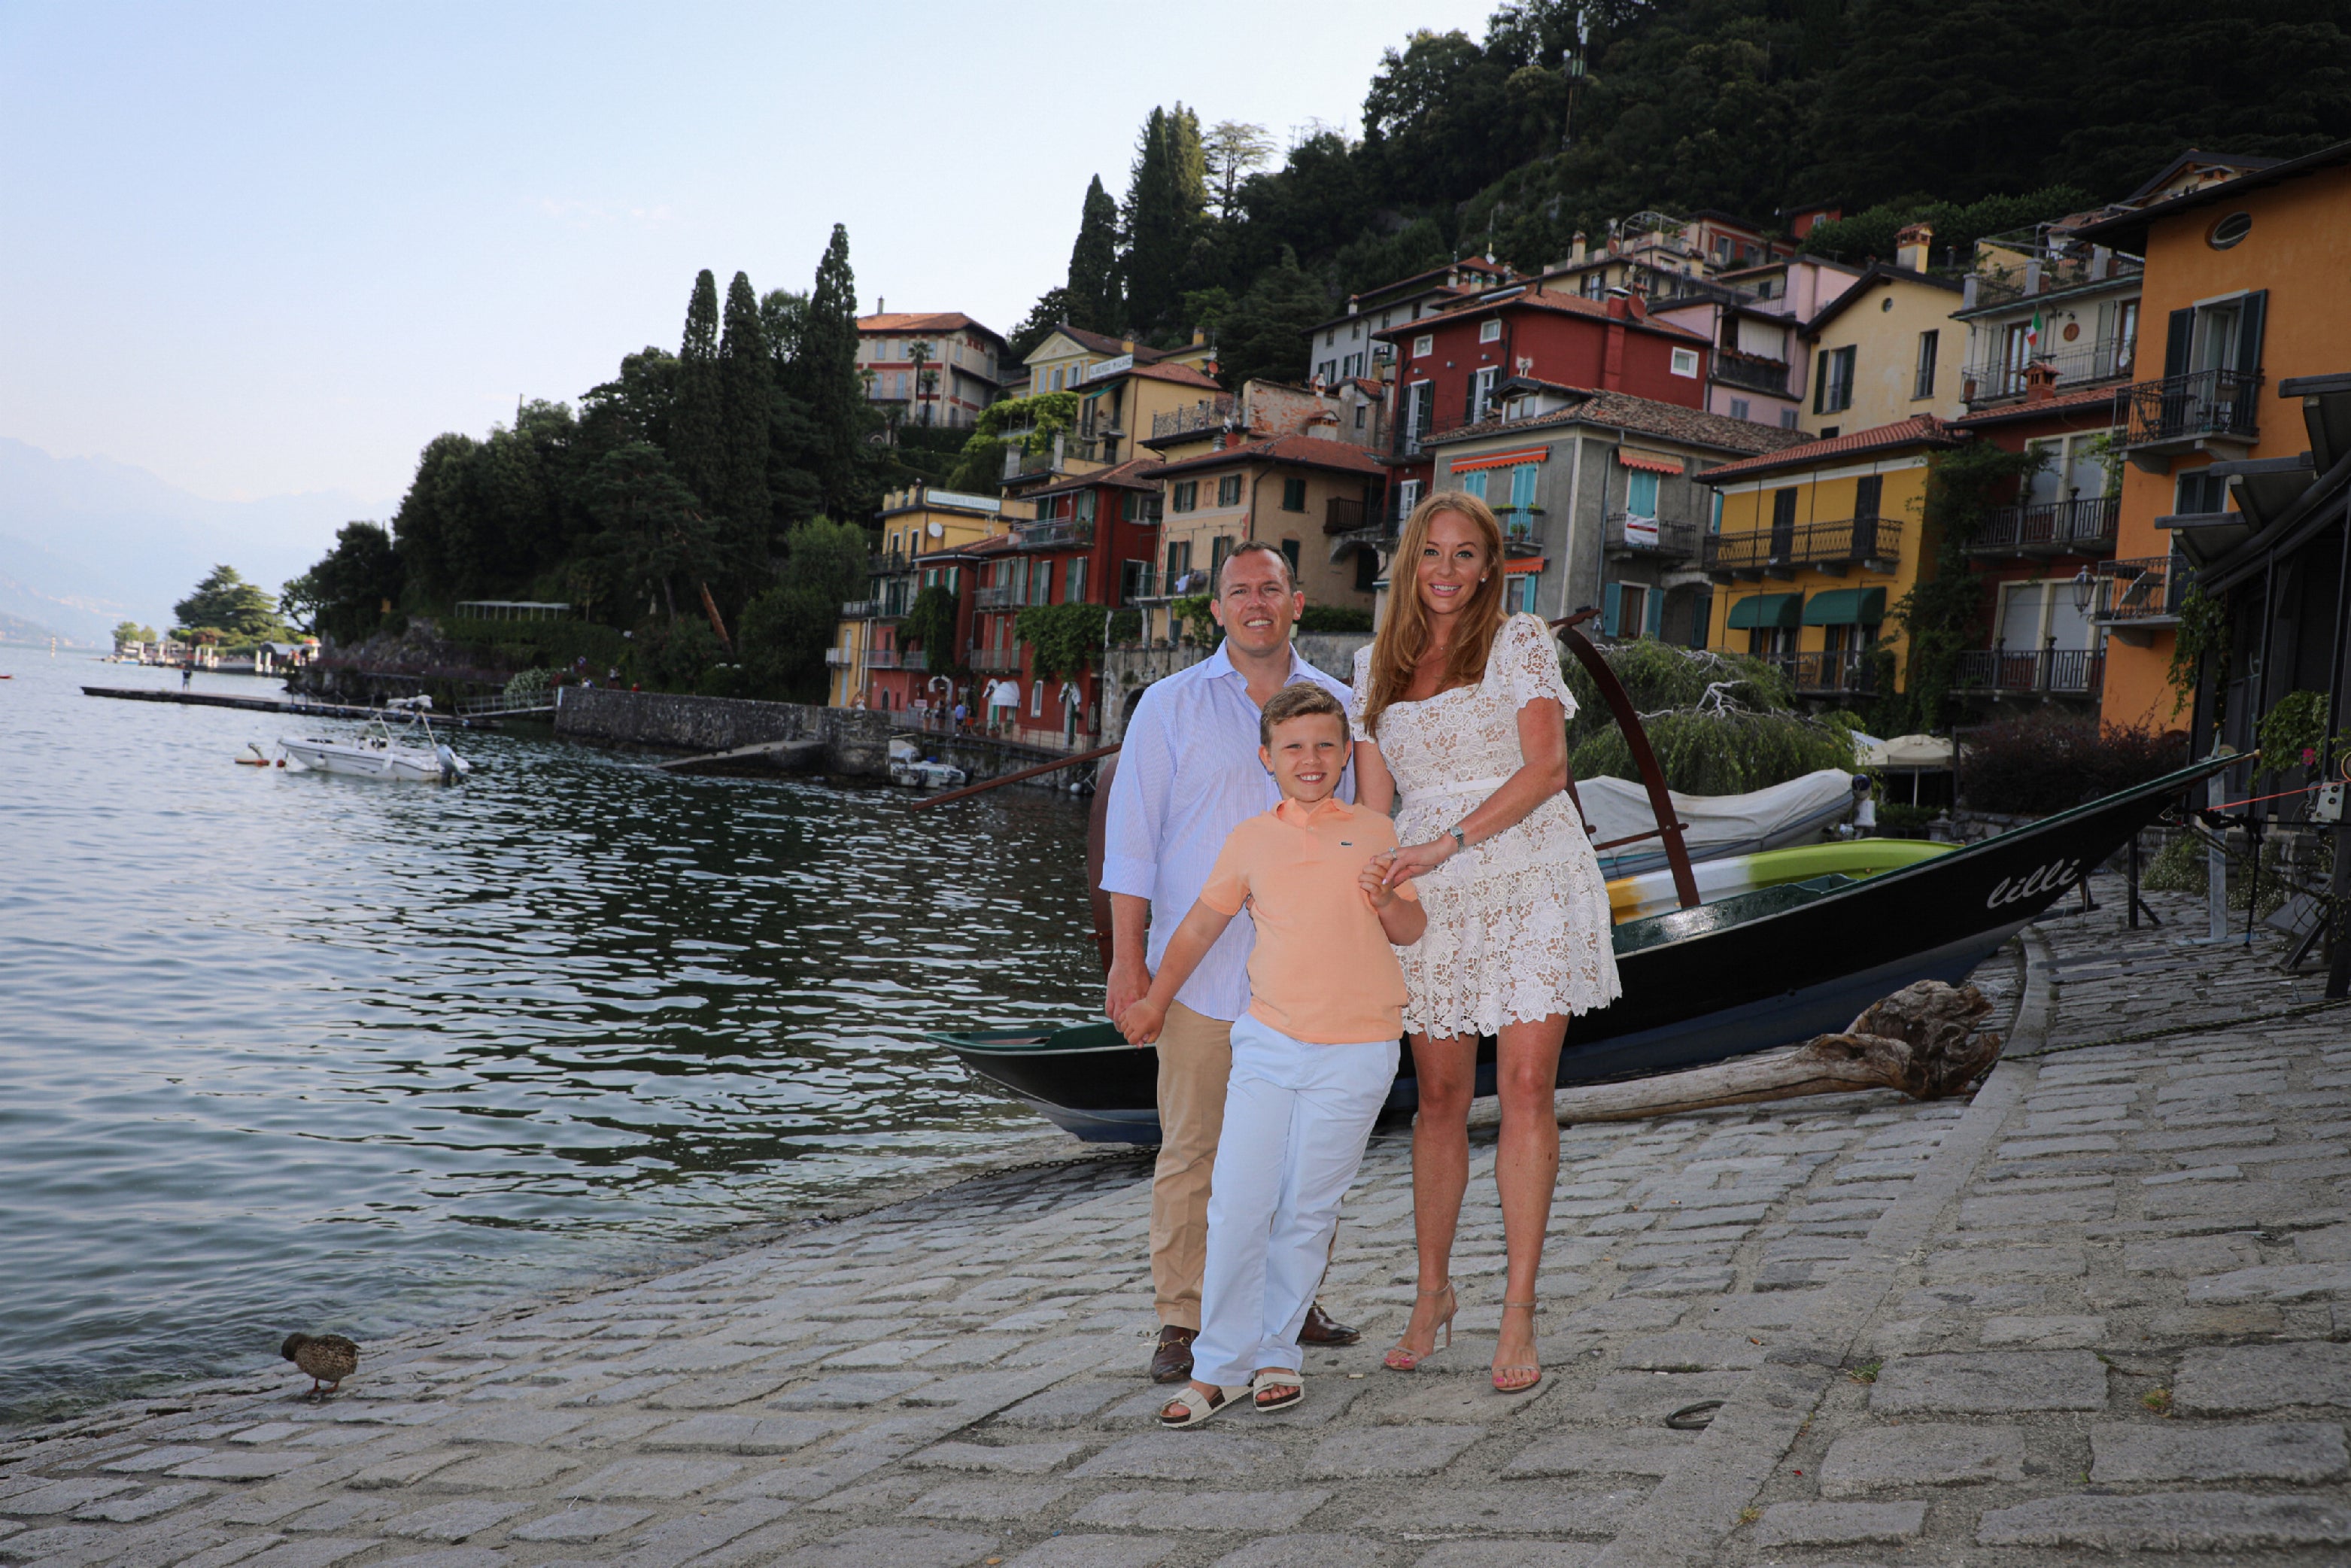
top-left (718, 270), bottom-right (773, 575)
top-left (791, 223), bottom-right (869, 520)
top-left (1121, 104), bottom-right (1207, 332)
top-left (670, 269), bottom-right (726, 511)
top-left (1066, 175), bottom-right (1122, 334)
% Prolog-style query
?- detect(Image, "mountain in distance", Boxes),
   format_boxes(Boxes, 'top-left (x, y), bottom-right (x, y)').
top-left (0, 437), bottom-right (393, 644)
top-left (0, 606), bottom-right (82, 648)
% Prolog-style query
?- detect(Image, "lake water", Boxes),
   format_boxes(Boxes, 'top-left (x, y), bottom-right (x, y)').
top-left (0, 649), bottom-right (1102, 1421)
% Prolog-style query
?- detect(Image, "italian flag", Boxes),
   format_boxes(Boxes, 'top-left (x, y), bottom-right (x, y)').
top-left (2024, 309), bottom-right (2043, 353)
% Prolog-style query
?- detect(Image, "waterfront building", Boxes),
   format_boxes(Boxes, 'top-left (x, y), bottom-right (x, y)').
top-left (1696, 417), bottom-right (1967, 703)
top-left (2070, 138), bottom-right (2351, 739)
top-left (830, 485), bottom-right (1022, 712)
top-left (1302, 256), bottom-right (1515, 390)
top-left (1651, 254), bottom-right (1865, 432)
top-left (855, 311), bottom-right (1010, 429)
top-left (1795, 234), bottom-right (1968, 436)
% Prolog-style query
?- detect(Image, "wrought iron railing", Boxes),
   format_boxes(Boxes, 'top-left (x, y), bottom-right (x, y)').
top-left (1151, 398), bottom-right (1235, 439)
top-left (1714, 352), bottom-right (1790, 397)
top-left (862, 648), bottom-right (928, 671)
top-left (1324, 495), bottom-right (1368, 536)
top-left (1968, 494), bottom-right (2119, 555)
top-left (1604, 513), bottom-right (1698, 558)
top-left (1019, 518), bottom-right (1095, 548)
top-left (867, 550), bottom-right (910, 574)
top-left (974, 584), bottom-right (1025, 609)
top-left (840, 597), bottom-right (880, 618)
top-left (1963, 338), bottom-right (2134, 402)
top-left (967, 646), bottom-right (1023, 673)
top-left (1704, 516), bottom-right (1903, 573)
top-left (823, 647), bottom-right (852, 667)
top-left (2116, 368), bottom-right (2261, 448)
top-left (2095, 555), bottom-right (2192, 621)
top-left (1769, 651), bottom-right (1877, 695)
top-left (1953, 647), bottom-right (2105, 695)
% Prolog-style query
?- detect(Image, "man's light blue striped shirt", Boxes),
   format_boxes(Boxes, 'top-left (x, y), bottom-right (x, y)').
top-left (1099, 642), bottom-right (1355, 1022)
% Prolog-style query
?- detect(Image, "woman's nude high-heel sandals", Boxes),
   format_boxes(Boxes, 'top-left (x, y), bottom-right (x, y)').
top-left (1492, 1299), bottom-right (1542, 1393)
top-left (1382, 1281), bottom-right (1457, 1372)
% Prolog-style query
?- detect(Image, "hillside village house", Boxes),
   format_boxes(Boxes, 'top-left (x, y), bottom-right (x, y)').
top-left (1698, 417), bottom-right (1966, 702)
top-left (1304, 257), bottom-right (1516, 390)
top-left (1797, 235), bottom-right (1969, 436)
top-left (1418, 384), bottom-right (1810, 637)
top-left (855, 311), bottom-right (1009, 428)
top-left (1538, 210), bottom-right (1793, 302)
top-left (831, 485), bottom-right (1020, 711)
top-left (1072, 354), bottom-right (1227, 469)
top-left (1651, 254), bottom-right (1865, 431)
top-left (1144, 434), bottom-right (1386, 643)
top-left (2070, 138), bottom-right (2351, 739)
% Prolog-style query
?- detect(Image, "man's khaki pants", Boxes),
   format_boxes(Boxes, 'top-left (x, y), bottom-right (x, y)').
top-left (1150, 1001), bottom-right (1232, 1331)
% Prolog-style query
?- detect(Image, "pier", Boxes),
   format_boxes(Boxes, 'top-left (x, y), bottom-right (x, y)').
top-left (80, 686), bottom-right (518, 729)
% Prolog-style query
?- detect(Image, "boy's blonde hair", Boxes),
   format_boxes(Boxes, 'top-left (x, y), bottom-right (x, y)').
top-left (1259, 682), bottom-right (1348, 748)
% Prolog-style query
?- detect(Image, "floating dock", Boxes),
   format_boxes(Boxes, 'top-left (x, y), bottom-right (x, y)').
top-left (81, 687), bottom-right (515, 729)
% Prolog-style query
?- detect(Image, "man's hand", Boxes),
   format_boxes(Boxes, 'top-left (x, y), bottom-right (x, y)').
top-left (1104, 952), bottom-right (1152, 1024)
top-left (1119, 996), bottom-right (1168, 1047)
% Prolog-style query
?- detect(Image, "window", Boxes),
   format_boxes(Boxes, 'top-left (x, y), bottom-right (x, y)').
top-left (1729, 397), bottom-right (1751, 422)
top-left (1354, 404), bottom-right (1366, 429)
top-left (1398, 478), bottom-right (1422, 519)
top-left (1670, 348), bottom-right (1700, 378)
top-left (1217, 474), bottom-right (1244, 507)
top-left (1914, 330), bottom-right (1939, 400)
top-left (1479, 319), bottom-right (1502, 343)
top-left (1165, 539), bottom-right (1192, 585)
top-left (1469, 366), bottom-right (1497, 424)
top-left (1507, 573), bottom-right (1538, 614)
top-left (1010, 558), bottom-right (1029, 600)
top-left (1280, 538), bottom-right (1301, 579)
top-left (1326, 328), bottom-right (1337, 346)
top-left (1031, 561), bottom-right (1052, 604)
top-left (2209, 211), bottom-right (2252, 250)
top-left (1626, 469), bottom-right (1660, 519)
top-left (1051, 366), bottom-right (1065, 391)
top-left (1064, 558), bottom-right (1087, 602)
top-left (1404, 381), bottom-right (1433, 451)
top-left (1354, 545), bottom-right (1379, 591)
top-left (1030, 682), bottom-right (1043, 717)
top-left (1581, 272), bottom-right (1604, 299)
top-left (1780, 408), bottom-right (1799, 430)
top-left (1999, 321), bottom-right (2031, 396)
top-left (1815, 345), bottom-right (1855, 413)
top-left (1460, 470), bottom-right (1487, 500)
top-left (1507, 463), bottom-right (1537, 515)
top-left (1172, 480), bottom-right (1198, 512)
top-left (2176, 469), bottom-right (2230, 515)
top-left (1121, 491), bottom-right (1144, 522)
top-left (1281, 477), bottom-right (1307, 512)
top-left (1074, 490), bottom-right (1095, 522)
top-left (1210, 534), bottom-right (1233, 581)
top-left (1412, 334), bottom-right (1433, 357)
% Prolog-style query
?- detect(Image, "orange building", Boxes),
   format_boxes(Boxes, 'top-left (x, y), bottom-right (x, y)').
top-left (2072, 143), bottom-right (2351, 731)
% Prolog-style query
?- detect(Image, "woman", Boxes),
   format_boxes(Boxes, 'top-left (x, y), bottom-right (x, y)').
top-left (1348, 491), bottom-right (1620, 1393)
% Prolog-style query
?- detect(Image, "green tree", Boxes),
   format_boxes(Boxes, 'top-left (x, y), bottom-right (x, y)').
top-left (718, 269), bottom-right (773, 585)
top-left (1202, 120), bottom-right (1277, 220)
top-left (172, 565), bottom-right (287, 645)
top-left (1122, 104), bottom-right (1209, 331)
top-left (1211, 248), bottom-right (1334, 391)
top-left (1873, 439), bottom-right (2043, 734)
top-left (281, 521), bottom-right (402, 643)
top-left (1008, 287), bottom-right (1075, 360)
top-left (1065, 175), bottom-right (1124, 333)
top-left (789, 224), bottom-right (871, 521)
top-left (671, 269), bottom-right (726, 512)
top-left (946, 391), bottom-right (1082, 492)
top-left (111, 620), bottom-right (157, 648)
top-left (737, 516), bottom-right (869, 700)
top-left (902, 583), bottom-right (961, 673)
top-left (582, 441), bottom-right (717, 626)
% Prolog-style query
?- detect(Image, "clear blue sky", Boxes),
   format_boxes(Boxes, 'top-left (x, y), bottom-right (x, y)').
top-left (1, 0), bottom-right (1495, 512)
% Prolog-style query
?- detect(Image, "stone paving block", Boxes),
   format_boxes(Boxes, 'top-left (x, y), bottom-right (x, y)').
top-left (1303, 1425), bottom-right (1484, 1478)
top-left (642, 1375), bottom-right (794, 1409)
top-left (1502, 1427), bottom-right (1698, 1478)
top-left (640, 1414), bottom-right (840, 1454)
top-left (418, 1446), bottom-right (583, 1491)
top-left (1614, 1333), bottom-right (1766, 1371)
top-left (1071, 1433), bottom-right (1280, 1481)
top-left (1870, 1351), bottom-right (2107, 1413)
top-left (902, 1480), bottom-right (1073, 1520)
top-left (2124, 1235), bottom-right (2261, 1275)
top-left (1817, 1424), bottom-right (2023, 1496)
top-left (1690, 1293), bottom-right (1824, 1332)
top-left (381, 1498), bottom-right (529, 1540)
top-left (2176, 1342), bottom-right (2351, 1414)
top-left (1976, 1490), bottom-right (2351, 1550)
top-left (997, 1380), bottom-right (1128, 1428)
top-left (1207, 1536), bottom-right (1386, 1567)
top-left (822, 1339), bottom-right (950, 1370)
top-left (1956, 1190), bottom-right (2115, 1228)
top-left (281, 1494), bottom-right (403, 1533)
top-left (226, 1424), bottom-right (307, 1446)
top-left (1409, 1545), bottom-right (1596, 1568)
top-left (0, 1475), bottom-right (138, 1515)
top-left (1751, 1500), bottom-right (1926, 1546)
top-left (2147, 1305), bottom-right (2286, 1344)
top-left (557, 1456), bottom-right (744, 1499)
top-left (2090, 1421), bottom-right (2348, 1483)
top-left (1353, 1483), bottom-right (1645, 1537)
top-left (774, 1524), bottom-right (996, 1567)
top-left (1922, 1247), bottom-right (2081, 1282)
top-left (370, 1551), bottom-right (501, 1568)
top-left (905, 1440), bottom-right (1089, 1473)
top-left (221, 1539), bottom-right (374, 1568)
top-left (1979, 1314), bottom-right (2103, 1347)
top-left (1617, 1268), bottom-right (1736, 1297)
top-left (345, 1449), bottom-right (468, 1489)
top-left (1072, 1490), bottom-right (1333, 1531)
top-left (69, 1481), bottom-right (212, 1523)
top-left (557, 1376), bottom-right (682, 1407)
top-left (2296, 1222), bottom-right (2351, 1261)
top-left (508, 1504), bottom-right (654, 1541)
top-left (2188, 1263), bottom-right (2351, 1303)
top-left (1997, 1135), bottom-right (2121, 1159)
top-left (1001, 1536), bottom-right (1176, 1568)
top-left (624, 1340), bottom-right (775, 1374)
top-left (1571, 1372), bottom-right (1743, 1425)
top-left (2143, 1181), bottom-right (2301, 1221)
top-left (165, 1451), bottom-right (320, 1481)
top-left (770, 1372), bottom-right (933, 1409)
top-left (99, 1445), bottom-right (217, 1473)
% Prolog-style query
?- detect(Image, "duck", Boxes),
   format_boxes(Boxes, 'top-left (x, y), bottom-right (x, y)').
top-left (281, 1332), bottom-right (360, 1396)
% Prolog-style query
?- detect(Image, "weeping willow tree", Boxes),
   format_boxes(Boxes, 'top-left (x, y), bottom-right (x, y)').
top-left (1564, 641), bottom-right (1861, 796)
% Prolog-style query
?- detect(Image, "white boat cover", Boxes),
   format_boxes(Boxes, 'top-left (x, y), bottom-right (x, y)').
top-left (1579, 768), bottom-right (1859, 874)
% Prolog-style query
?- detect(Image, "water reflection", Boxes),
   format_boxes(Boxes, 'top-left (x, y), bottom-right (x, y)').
top-left (0, 653), bottom-right (1098, 1417)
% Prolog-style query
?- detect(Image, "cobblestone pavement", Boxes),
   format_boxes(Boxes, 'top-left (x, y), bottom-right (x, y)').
top-left (7, 871), bottom-right (2350, 1567)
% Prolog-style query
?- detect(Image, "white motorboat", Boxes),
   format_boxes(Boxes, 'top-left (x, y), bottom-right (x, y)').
top-left (281, 697), bottom-right (470, 783)
top-left (887, 736), bottom-right (967, 790)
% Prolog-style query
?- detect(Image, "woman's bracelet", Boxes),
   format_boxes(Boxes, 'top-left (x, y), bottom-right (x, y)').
top-left (1445, 822), bottom-right (1469, 853)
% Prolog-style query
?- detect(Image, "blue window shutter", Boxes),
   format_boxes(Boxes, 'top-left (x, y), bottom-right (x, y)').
top-left (1645, 587), bottom-right (1664, 638)
top-left (1602, 582), bottom-right (1621, 638)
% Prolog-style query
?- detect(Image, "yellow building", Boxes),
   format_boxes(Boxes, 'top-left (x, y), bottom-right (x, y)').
top-left (1798, 228), bottom-right (1969, 437)
top-left (1696, 417), bottom-right (1965, 702)
top-left (828, 485), bottom-right (1025, 710)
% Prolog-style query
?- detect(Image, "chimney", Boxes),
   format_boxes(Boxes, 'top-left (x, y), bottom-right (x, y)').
top-left (1347, 295), bottom-right (1359, 315)
top-left (1894, 223), bottom-right (1933, 273)
top-left (1570, 231), bottom-right (1587, 266)
top-left (876, 296), bottom-right (885, 315)
top-left (1192, 327), bottom-right (1205, 346)
top-left (1121, 338), bottom-right (1134, 353)
top-left (2023, 260), bottom-right (2043, 296)
top-left (2024, 360), bottom-right (2058, 403)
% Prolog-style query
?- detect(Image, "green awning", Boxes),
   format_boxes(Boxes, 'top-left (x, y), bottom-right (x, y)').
top-left (1802, 587), bottom-right (1888, 626)
top-left (1727, 592), bottom-right (1803, 630)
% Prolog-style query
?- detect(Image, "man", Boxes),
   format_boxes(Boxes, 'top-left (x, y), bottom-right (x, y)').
top-left (1101, 541), bottom-right (1364, 1384)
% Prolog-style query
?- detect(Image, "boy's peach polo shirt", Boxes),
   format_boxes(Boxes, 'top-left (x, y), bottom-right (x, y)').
top-left (1197, 796), bottom-right (1417, 1045)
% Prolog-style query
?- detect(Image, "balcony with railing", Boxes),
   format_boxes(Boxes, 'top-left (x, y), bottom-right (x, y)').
top-left (840, 597), bottom-right (881, 618)
top-left (867, 549), bottom-right (910, 575)
top-left (1017, 518), bottom-right (1095, 548)
top-left (1703, 516), bottom-right (1903, 579)
top-left (974, 583), bottom-right (1025, 609)
top-left (1767, 651), bottom-right (1878, 696)
top-left (2116, 368), bottom-right (2261, 454)
top-left (967, 646), bottom-right (1023, 673)
top-left (1962, 337), bottom-right (2134, 406)
top-left (2094, 555), bottom-right (2192, 625)
top-left (862, 647), bottom-right (928, 671)
top-left (1965, 494), bottom-right (2119, 557)
top-left (1121, 565), bottom-right (1163, 603)
top-left (1323, 495), bottom-right (1369, 537)
top-left (1493, 506), bottom-right (1547, 558)
top-left (1603, 512), bottom-right (1699, 560)
top-left (1151, 397), bottom-right (1235, 441)
top-left (1713, 351), bottom-right (1791, 397)
top-left (823, 646), bottom-right (852, 666)
top-left (1952, 646), bottom-right (2104, 697)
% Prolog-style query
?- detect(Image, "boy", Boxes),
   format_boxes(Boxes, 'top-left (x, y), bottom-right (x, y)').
top-left (1119, 684), bottom-right (1425, 1425)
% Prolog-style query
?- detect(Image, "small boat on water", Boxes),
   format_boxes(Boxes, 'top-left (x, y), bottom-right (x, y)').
top-left (281, 697), bottom-right (470, 783)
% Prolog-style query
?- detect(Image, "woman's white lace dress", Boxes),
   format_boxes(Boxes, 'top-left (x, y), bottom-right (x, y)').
top-left (1349, 612), bottom-right (1622, 1038)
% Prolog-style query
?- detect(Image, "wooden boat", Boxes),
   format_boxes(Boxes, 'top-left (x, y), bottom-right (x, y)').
top-left (926, 615), bottom-right (2228, 1144)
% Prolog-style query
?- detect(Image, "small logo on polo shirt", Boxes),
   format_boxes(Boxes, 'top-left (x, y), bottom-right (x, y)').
top-left (1340, 840), bottom-right (1353, 846)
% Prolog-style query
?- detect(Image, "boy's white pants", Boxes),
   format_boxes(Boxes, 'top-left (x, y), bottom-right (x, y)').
top-left (1190, 1013), bottom-right (1398, 1389)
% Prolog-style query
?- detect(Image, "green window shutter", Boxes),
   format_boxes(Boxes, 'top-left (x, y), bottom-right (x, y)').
top-left (1645, 588), bottom-right (1664, 638)
top-left (1602, 582), bottom-right (1622, 637)
top-left (2236, 290), bottom-right (2267, 377)
top-left (2163, 308), bottom-right (2194, 378)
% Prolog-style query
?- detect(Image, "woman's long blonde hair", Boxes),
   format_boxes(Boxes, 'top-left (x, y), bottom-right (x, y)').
top-left (1361, 489), bottom-right (1508, 737)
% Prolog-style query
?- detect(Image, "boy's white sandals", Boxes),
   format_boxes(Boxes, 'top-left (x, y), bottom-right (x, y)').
top-left (1249, 1370), bottom-right (1305, 1412)
top-left (1159, 1384), bottom-right (1244, 1429)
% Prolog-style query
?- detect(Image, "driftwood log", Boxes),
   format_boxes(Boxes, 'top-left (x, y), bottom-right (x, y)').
top-left (1464, 980), bottom-right (2002, 1129)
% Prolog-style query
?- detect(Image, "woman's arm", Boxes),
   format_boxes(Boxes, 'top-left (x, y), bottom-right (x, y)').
top-left (1384, 694), bottom-right (1569, 885)
top-left (1352, 737), bottom-right (1396, 815)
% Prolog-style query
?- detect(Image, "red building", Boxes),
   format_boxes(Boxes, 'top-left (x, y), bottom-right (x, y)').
top-left (1371, 284), bottom-right (1715, 514)
top-left (964, 458), bottom-right (1163, 748)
